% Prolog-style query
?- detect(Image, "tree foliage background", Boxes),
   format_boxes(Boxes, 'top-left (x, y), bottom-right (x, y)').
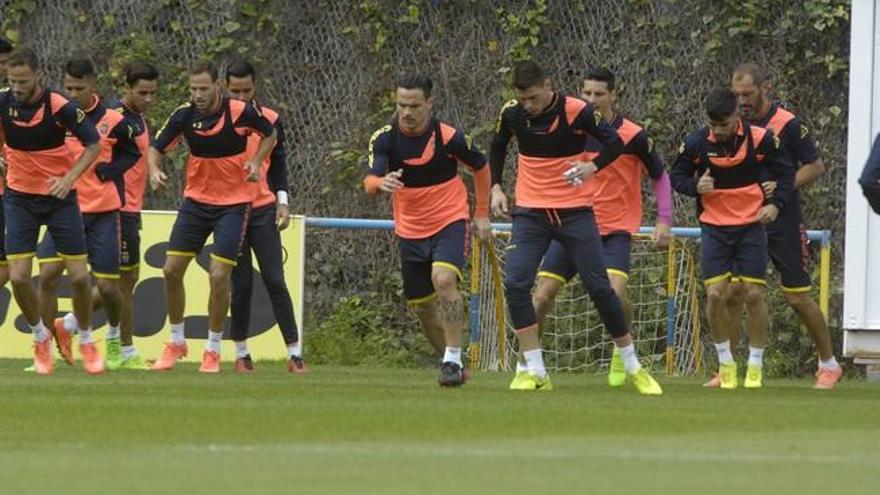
top-left (1, 0), bottom-right (851, 374)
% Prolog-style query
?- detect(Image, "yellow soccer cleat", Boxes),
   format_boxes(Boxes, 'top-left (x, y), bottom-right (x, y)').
top-left (509, 372), bottom-right (553, 391)
top-left (744, 364), bottom-right (763, 389)
top-left (719, 362), bottom-right (738, 389)
top-left (607, 347), bottom-right (626, 388)
top-left (629, 368), bottom-right (663, 395)
top-left (509, 371), bottom-right (531, 390)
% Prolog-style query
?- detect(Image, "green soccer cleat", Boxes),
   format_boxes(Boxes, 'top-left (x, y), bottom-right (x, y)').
top-left (118, 354), bottom-right (149, 370)
top-left (23, 365), bottom-right (35, 373)
top-left (608, 346), bottom-right (626, 387)
top-left (719, 362), bottom-right (738, 389)
top-left (744, 364), bottom-right (763, 389)
top-left (629, 368), bottom-right (663, 395)
top-left (105, 338), bottom-right (123, 371)
top-left (509, 372), bottom-right (553, 391)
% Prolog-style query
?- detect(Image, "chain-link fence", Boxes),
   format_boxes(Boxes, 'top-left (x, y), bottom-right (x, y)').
top-left (1, 0), bottom-right (851, 373)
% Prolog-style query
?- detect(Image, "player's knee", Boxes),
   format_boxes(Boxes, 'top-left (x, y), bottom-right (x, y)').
top-left (431, 270), bottom-right (457, 296)
top-left (67, 269), bottom-right (90, 289)
top-left (96, 278), bottom-right (120, 299)
top-left (262, 272), bottom-right (288, 295)
top-left (209, 266), bottom-right (232, 289)
top-left (9, 269), bottom-right (31, 287)
top-left (38, 266), bottom-right (62, 291)
top-left (743, 284), bottom-right (765, 306)
top-left (783, 291), bottom-right (813, 311)
top-left (532, 283), bottom-right (558, 314)
top-left (163, 263), bottom-right (183, 282)
top-left (706, 285), bottom-right (728, 305)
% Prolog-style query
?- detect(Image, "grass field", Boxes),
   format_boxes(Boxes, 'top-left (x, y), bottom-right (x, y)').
top-left (0, 359), bottom-right (878, 495)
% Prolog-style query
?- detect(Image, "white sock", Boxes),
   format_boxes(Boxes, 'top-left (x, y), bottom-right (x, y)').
top-left (715, 340), bottom-right (734, 364)
top-left (122, 345), bottom-right (137, 359)
top-left (748, 346), bottom-right (764, 368)
top-left (235, 341), bottom-right (249, 359)
top-left (30, 321), bottom-right (49, 342)
top-left (617, 343), bottom-right (642, 374)
top-left (78, 328), bottom-right (93, 344)
top-left (170, 322), bottom-right (185, 345)
top-left (516, 358), bottom-right (528, 373)
top-left (443, 346), bottom-right (462, 366)
top-left (62, 312), bottom-right (78, 332)
top-left (106, 325), bottom-right (121, 340)
top-left (287, 342), bottom-right (301, 359)
top-left (205, 330), bottom-right (222, 354)
top-left (523, 348), bottom-right (547, 378)
top-left (820, 356), bottom-right (840, 370)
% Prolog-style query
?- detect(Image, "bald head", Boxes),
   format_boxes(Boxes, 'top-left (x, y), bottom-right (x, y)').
top-left (731, 63), bottom-right (771, 121)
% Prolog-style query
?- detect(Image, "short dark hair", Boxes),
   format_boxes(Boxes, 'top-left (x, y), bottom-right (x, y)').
top-left (0, 38), bottom-right (13, 54)
top-left (124, 62), bottom-right (159, 86)
top-left (5, 47), bottom-right (40, 71)
top-left (705, 87), bottom-right (738, 121)
top-left (189, 60), bottom-right (218, 82)
top-left (64, 58), bottom-right (96, 79)
top-left (396, 72), bottom-right (433, 98)
top-left (732, 63), bottom-right (768, 86)
top-left (584, 67), bottom-right (615, 91)
top-left (512, 61), bottom-right (546, 90)
top-left (226, 60), bottom-right (257, 82)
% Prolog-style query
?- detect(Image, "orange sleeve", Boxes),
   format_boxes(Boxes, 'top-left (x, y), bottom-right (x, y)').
top-left (363, 174), bottom-right (383, 196)
top-left (471, 166), bottom-right (490, 217)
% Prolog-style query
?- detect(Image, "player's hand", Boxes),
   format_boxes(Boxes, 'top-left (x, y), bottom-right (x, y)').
top-left (149, 168), bottom-right (168, 191)
top-left (697, 169), bottom-right (714, 194)
top-left (757, 204), bottom-right (779, 224)
top-left (47, 175), bottom-right (75, 199)
top-left (762, 181), bottom-right (777, 197)
top-left (275, 203), bottom-right (291, 231)
top-left (380, 169), bottom-right (404, 193)
top-left (473, 216), bottom-right (492, 241)
top-left (563, 161), bottom-right (598, 186)
top-left (244, 159), bottom-right (260, 182)
top-left (0, 154), bottom-right (6, 176)
top-left (490, 185), bottom-right (509, 218)
top-left (653, 221), bottom-right (671, 248)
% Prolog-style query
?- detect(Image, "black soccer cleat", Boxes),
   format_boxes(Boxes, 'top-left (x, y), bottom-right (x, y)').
top-left (438, 361), bottom-right (469, 387)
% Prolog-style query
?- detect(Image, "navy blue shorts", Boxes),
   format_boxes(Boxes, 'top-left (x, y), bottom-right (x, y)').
top-left (701, 223), bottom-right (767, 285)
top-left (38, 211), bottom-right (120, 278)
top-left (168, 199), bottom-right (250, 265)
top-left (120, 211), bottom-right (141, 271)
top-left (398, 220), bottom-right (467, 303)
top-left (539, 232), bottom-right (633, 283)
top-left (3, 188), bottom-right (86, 260)
top-left (764, 221), bottom-right (811, 293)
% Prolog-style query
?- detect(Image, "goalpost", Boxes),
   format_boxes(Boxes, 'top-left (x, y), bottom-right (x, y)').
top-left (295, 217), bottom-right (834, 376)
top-left (468, 225), bottom-right (833, 376)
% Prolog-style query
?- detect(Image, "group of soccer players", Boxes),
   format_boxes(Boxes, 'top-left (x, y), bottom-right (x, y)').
top-left (0, 43), bottom-right (304, 375)
top-left (0, 37), bottom-right (844, 390)
top-left (366, 60), bottom-right (842, 391)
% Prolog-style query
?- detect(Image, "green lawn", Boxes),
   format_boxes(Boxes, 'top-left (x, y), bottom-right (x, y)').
top-left (0, 359), bottom-right (877, 495)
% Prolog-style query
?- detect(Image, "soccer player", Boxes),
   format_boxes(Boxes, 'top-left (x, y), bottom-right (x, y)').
top-left (0, 47), bottom-right (101, 374)
top-left (364, 73), bottom-right (491, 387)
top-left (38, 58), bottom-right (141, 372)
top-left (528, 67), bottom-right (673, 387)
top-left (490, 61), bottom-right (662, 394)
top-left (724, 64), bottom-right (842, 389)
top-left (224, 60), bottom-right (305, 373)
top-left (149, 61), bottom-right (276, 373)
top-left (105, 62), bottom-right (160, 369)
top-left (670, 87), bottom-right (793, 389)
